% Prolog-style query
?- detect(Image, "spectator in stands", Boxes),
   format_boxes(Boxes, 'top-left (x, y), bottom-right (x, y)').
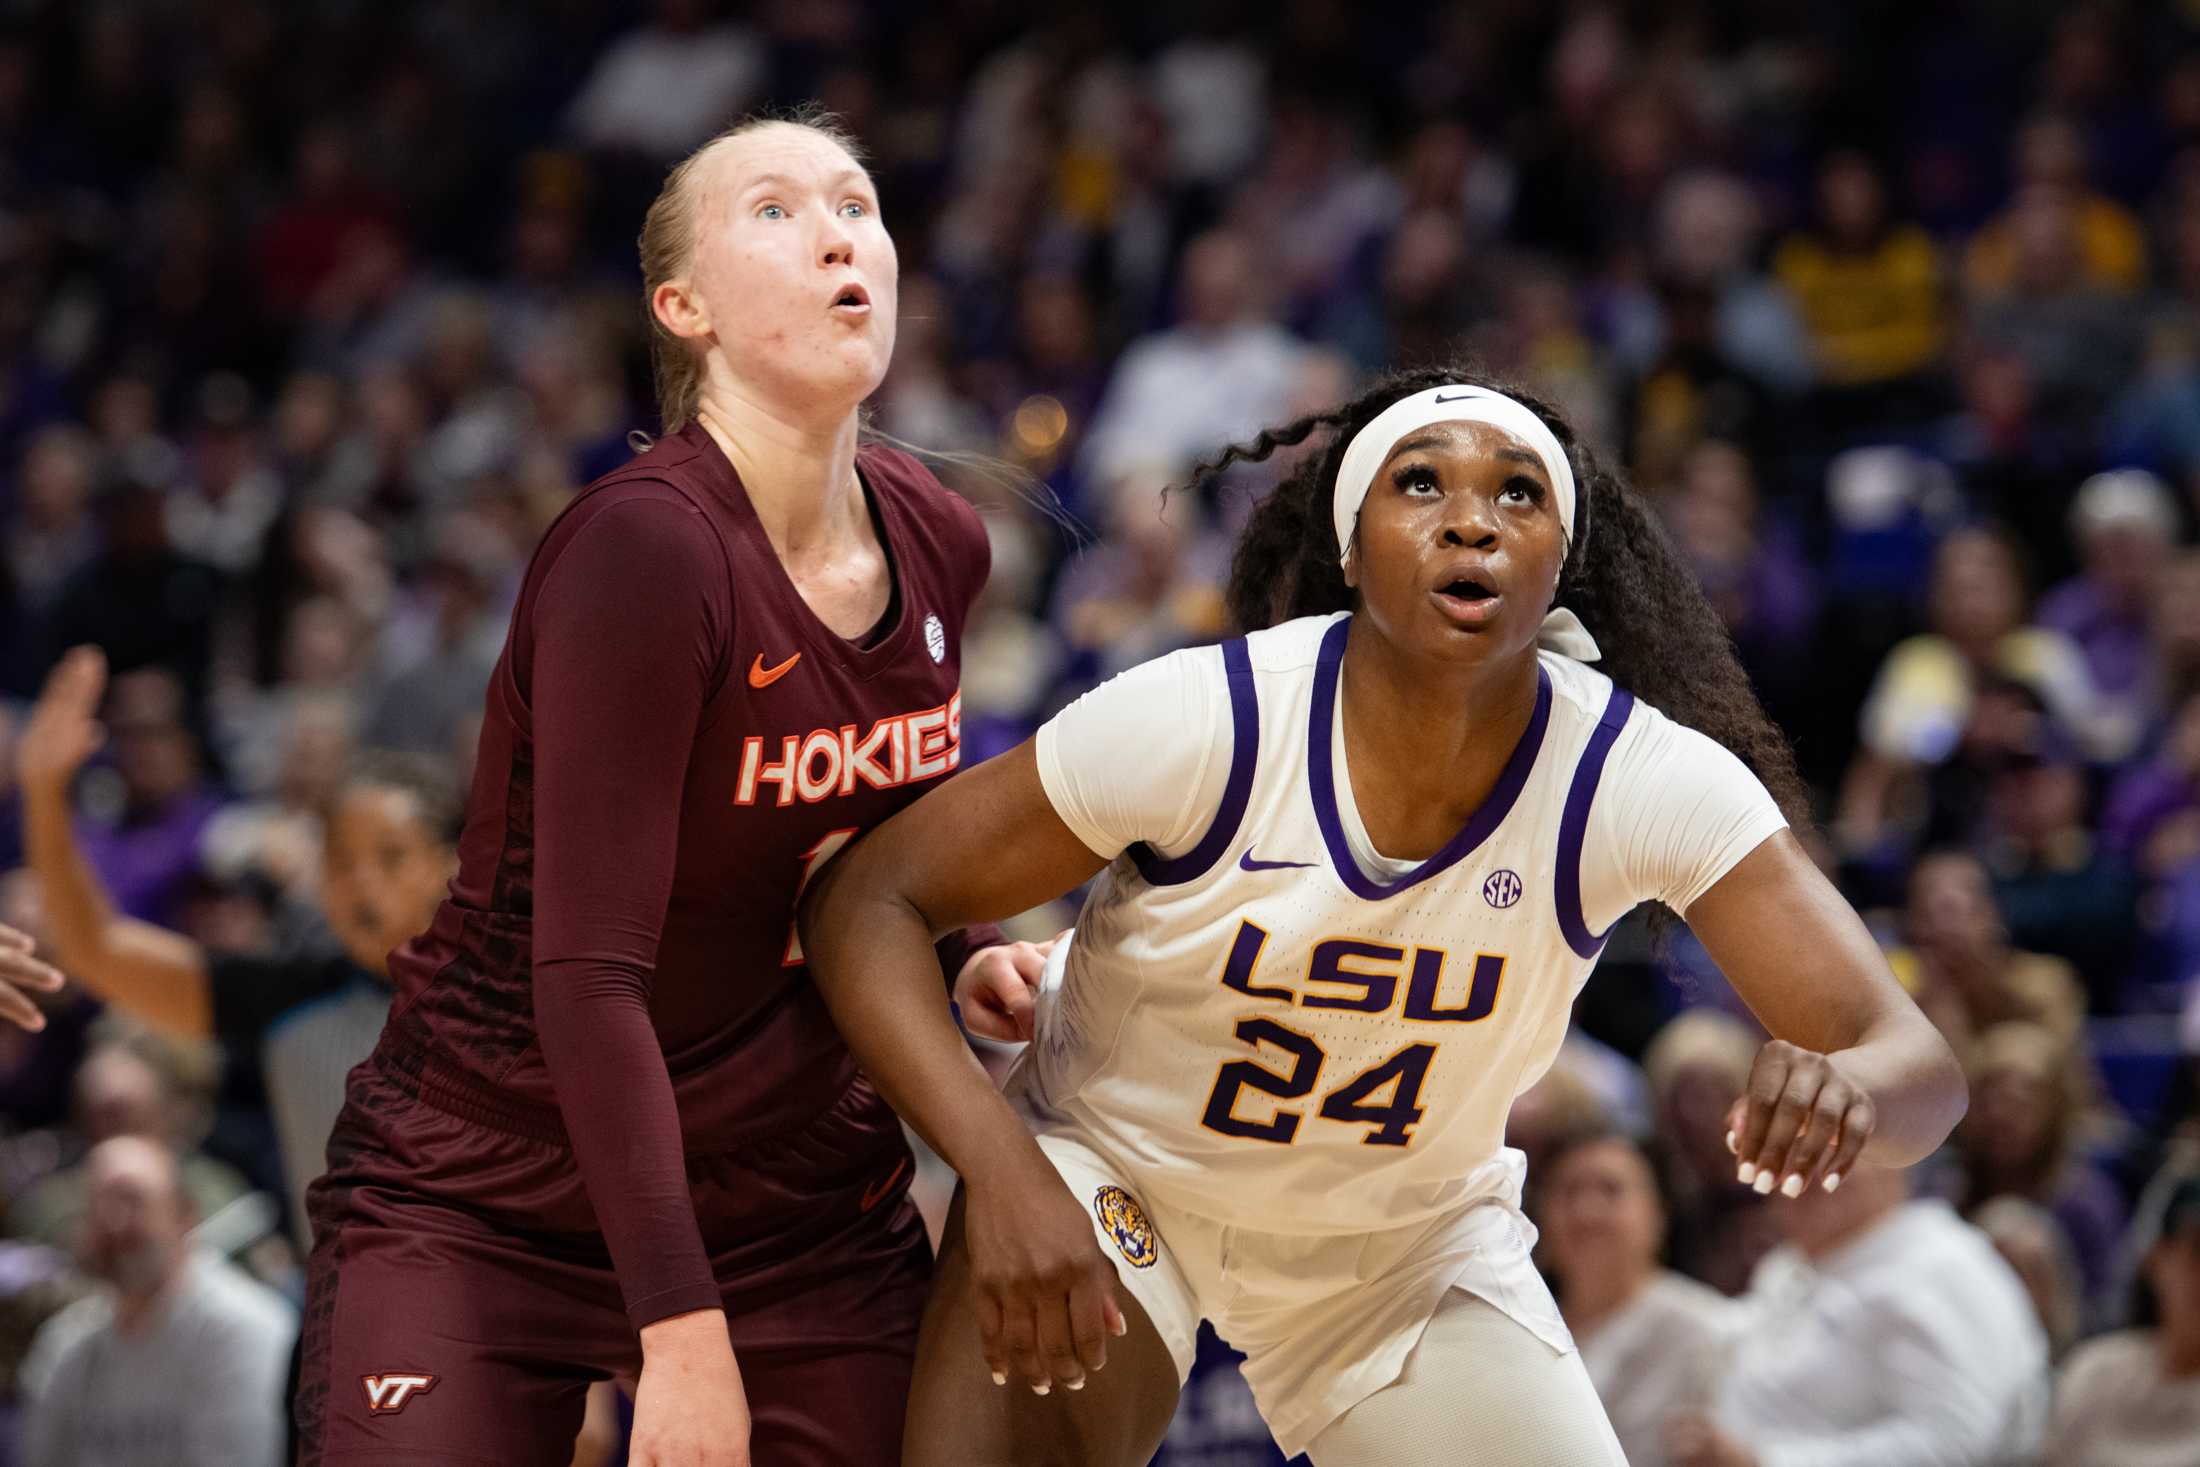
top-left (43, 472), bottom-right (221, 731)
top-left (1974, 1196), bottom-right (2086, 1361)
top-left (18, 646), bottom-right (456, 1242)
top-left (1509, 1052), bottom-right (1617, 1213)
top-left (1889, 850), bottom-right (2085, 1054)
top-left (1957, 1021), bottom-right (2128, 1312)
top-left (2041, 1172), bottom-right (2200, 1464)
top-left (1772, 150), bottom-right (1946, 404)
top-left (2104, 691), bottom-right (2200, 869)
top-left (57, 663), bottom-right (224, 931)
top-left (1648, 170), bottom-right (1813, 396)
top-left (1980, 728), bottom-right (2141, 997)
top-left (6, 1033), bottom-right (254, 1263)
top-left (1049, 463), bottom-right (1230, 685)
top-left (1968, 181), bottom-right (2146, 421)
top-left (2148, 553), bottom-right (2200, 738)
top-left (1643, 1011), bottom-right (1776, 1296)
top-left (564, 0), bottom-right (766, 162)
top-left (1966, 115), bottom-right (2148, 296)
top-left (361, 511), bottom-right (510, 756)
top-left (1662, 439), bottom-right (1820, 730)
top-left (1080, 228), bottom-right (1310, 486)
top-left (2105, 689), bottom-right (2200, 994)
top-left (1667, 1165), bottom-right (2048, 1467)
top-left (2036, 469), bottom-right (2180, 760)
top-left (164, 375), bottom-right (283, 579)
top-left (1838, 526), bottom-right (2096, 854)
top-left (5, 427), bottom-right (100, 649)
top-left (1540, 1129), bottom-right (1737, 1467)
top-left (17, 1136), bottom-right (293, 1467)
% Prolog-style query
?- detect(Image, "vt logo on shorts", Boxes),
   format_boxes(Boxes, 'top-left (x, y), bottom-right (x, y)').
top-left (361, 1373), bottom-right (438, 1414)
top-left (1092, 1184), bottom-right (1159, 1269)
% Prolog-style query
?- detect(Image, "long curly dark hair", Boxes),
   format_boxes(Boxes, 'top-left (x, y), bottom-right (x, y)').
top-left (1207, 362), bottom-right (1812, 837)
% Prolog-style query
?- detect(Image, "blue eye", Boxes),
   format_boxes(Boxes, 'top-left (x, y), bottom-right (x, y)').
top-left (758, 203), bottom-right (786, 220)
top-left (841, 200), bottom-right (868, 219)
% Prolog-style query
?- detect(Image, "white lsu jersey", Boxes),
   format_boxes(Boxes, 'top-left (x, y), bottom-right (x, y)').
top-left (1023, 611), bottom-right (1785, 1235)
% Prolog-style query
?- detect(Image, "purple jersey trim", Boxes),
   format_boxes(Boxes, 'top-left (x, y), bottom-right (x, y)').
top-left (1130, 638), bottom-right (1260, 886)
top-left (1308, 616), bottom-right (1552, 900)
top-left (1556, 683), bottom-right (1636, 958)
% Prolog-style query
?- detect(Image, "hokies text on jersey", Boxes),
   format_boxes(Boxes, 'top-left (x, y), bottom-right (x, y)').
top-left (734, 692), bottom-right (963, 807)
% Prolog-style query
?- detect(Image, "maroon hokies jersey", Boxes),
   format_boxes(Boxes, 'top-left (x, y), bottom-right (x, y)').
top-left (369, 424), bottom-right (991, 1327)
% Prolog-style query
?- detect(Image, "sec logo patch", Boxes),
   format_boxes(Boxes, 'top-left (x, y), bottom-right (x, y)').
top-left (924, 612), bottom-right (946, 663)
top-left (1483, 869), bottom-right (1522, 908)
top-left (1092, 1184), bottom-right (1159, 1269)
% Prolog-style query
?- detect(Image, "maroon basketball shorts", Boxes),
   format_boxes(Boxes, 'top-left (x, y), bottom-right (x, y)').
top-left (295, 1058), bottom-right (930, 1465)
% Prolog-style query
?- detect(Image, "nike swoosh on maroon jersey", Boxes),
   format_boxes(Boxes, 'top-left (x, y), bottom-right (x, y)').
top-left (860, 1156), bottom-right (910, 1213)
top-left (749, 652), bottom-right (802, 688)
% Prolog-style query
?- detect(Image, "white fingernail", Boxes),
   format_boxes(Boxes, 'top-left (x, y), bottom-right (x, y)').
top-left (1752, 1170), bottom-right (1775, 1195)
top-left (1725, 1129), bottom-right (1738, 1155)
top-left (991, 1371), bottom-right (1007, 1386)
top-left (1781, 1174), bottom-right (1804, 1198)
top-left (1033, 1382), bottom-right (1051, 1396)
top-left (1067, 1378), bottom-right (1085, 1391)
top-left (1823, 1172), bottom-right (1842, 1194)
top-left (1736, 1162), bottom-right (1756, 1186)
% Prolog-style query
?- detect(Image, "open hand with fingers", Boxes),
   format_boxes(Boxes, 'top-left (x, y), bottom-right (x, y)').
top-left (1723, 1039), bottom-right (1876, 1199)
top-left (17, 646), bottom-right (107, 797)
top-left (0, 925), bottom-right (63, 1031)
top-left (962, 1154), bottom-right (1126, 1395)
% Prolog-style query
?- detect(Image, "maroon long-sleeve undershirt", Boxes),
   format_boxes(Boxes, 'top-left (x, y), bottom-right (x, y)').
top-left (529, 499), bottom-right (729, 1326)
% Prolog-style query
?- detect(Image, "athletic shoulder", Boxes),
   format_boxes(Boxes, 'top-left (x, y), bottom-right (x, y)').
top-left (534, 476), bottom-right (726, 591)
top-left (1037, 641), bottom-right (1235, 861)
top-left (1573, 669), bottom-right (1787, 922)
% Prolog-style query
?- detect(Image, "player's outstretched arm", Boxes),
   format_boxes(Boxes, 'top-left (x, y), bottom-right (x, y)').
top-left (17, 646), bottom-right (212, 1037)
top-left (1683, 830), bottom-right (1966, 1197)
top-left (799, 738), bottom-right (1126, 1393)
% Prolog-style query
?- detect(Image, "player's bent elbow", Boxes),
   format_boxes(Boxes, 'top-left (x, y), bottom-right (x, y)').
top-left (1875, 1013), bottom-right (1970, 1167)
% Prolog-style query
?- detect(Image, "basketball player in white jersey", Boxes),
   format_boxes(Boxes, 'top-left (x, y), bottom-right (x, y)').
top-left (799, 368), bottom-right (1966, 1466)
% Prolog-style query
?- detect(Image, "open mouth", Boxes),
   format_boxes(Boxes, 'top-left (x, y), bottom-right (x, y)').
top-left (830, 283), bottom-right (871, 313)
top-left (1431, 574), bottom-right (1502, 627)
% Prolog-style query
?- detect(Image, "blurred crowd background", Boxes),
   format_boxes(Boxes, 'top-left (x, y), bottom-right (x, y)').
top-left (0, 0), bottom-right (2197, 1464)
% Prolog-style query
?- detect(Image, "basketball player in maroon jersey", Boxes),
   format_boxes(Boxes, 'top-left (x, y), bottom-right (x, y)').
top-left (293, 113), bottom-right (1040, 1467)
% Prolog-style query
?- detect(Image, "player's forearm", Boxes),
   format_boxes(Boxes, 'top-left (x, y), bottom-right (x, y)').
top-left (535, 957), bottom-right (722, 1329)
top-left (1829, 1007), bottom-right (1966, 1168)
top-left (802, 880), bottom-right (1042, 1190)
top-left (22, 780), bottom-right (118, 965)
top-left (20, 781), bottom-right (212, 1035)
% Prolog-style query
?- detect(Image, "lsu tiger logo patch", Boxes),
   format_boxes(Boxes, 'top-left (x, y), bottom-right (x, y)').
top-left (1092, 1184), bottom-right (1159, 1269)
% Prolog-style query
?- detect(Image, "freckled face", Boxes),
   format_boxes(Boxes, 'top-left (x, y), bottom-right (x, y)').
top-left (1344, 420), bottom-right (1568, 667)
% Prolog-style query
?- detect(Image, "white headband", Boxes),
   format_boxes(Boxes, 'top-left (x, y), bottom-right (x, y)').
top-left (1330, 384), bottom-right (1599, 662)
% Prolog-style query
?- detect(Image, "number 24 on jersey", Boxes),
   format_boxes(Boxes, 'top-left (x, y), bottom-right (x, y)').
top-left (1197, 919), bottom-right (1506, 1149)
